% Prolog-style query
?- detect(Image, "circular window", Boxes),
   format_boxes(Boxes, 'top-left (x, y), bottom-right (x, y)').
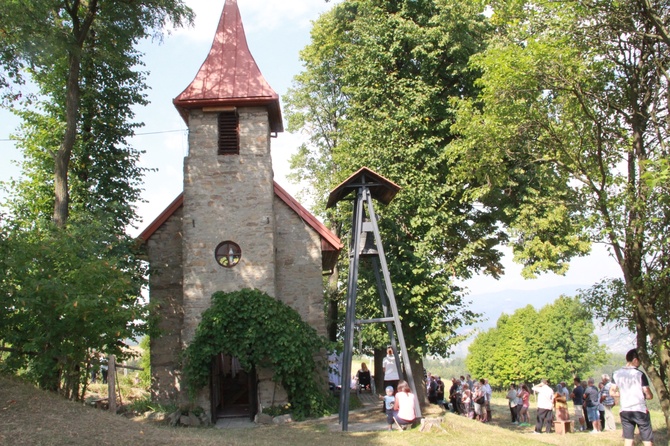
top-left (215, 241), bottom-right (241, 268)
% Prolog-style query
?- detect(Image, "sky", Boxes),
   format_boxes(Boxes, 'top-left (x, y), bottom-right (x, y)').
top-left (0, 0), bottom-right (630, 353)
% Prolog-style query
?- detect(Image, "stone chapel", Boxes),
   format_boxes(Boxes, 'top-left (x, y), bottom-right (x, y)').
top-left (138, 0), bottom-right (342, 421)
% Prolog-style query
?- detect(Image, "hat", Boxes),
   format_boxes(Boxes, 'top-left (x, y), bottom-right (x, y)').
top-left (385, 386), bottom-right (394, 393)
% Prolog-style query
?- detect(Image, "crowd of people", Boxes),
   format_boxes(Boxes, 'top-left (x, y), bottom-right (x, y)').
top-left (422, 349), bottom-right (654, 445)
top-left (425, 373), bottom-right (495, 423)
top-left (351, 346), bottom-right (654, 444)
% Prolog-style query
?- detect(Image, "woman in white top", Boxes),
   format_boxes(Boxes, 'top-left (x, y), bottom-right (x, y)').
top-left (382, 346), bottom-right (400, 392)
top-left (393, 380), bottom-right (416, 429)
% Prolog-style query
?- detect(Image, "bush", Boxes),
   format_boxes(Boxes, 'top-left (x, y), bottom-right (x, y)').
top-left (182, 289), bottom-right (332, 420)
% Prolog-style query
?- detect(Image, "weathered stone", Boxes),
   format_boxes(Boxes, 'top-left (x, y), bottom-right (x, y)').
top-left (255, 413), bottom-right (273, 425)
top-left (145, 17), bottom-right (337, 419)
top-left (198, 412), bottom-right (211, 426)
top-left (188, 412), bottom-right (201, 427)
top-left (167, 410), bottom-right (181, 427)
top-left (273, 414), bottom-right (293, 424)
top-left (419, 417), bottom-right (446, 432)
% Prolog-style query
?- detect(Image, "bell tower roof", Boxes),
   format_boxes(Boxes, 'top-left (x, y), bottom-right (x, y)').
top-left (173, 0), bottom-right (283, 132)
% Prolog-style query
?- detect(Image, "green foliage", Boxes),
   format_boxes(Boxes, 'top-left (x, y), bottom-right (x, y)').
top-left (286, 0), bottom-right (494, 359)
top-left (451, 0), bottom-right (670, 430)
top-left (182, 289), bottom-right (332, 420)
top-left (138, 336), bottom-right (152, 388)
top-left (466, 296), bottom-right (606, 387)
top-left (423, 357), bottom-right (469, 380)
top-left (0, 217), bottom-right (150, 399)
top-left (0, 0), bottom-right (192, 229)
top-left (0, 0), bottom-right (193, 401)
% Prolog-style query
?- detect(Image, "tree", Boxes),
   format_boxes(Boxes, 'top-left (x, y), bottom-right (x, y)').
top-left (286, 0), bottom-right (499, 400)
top-left (0, 217), bottom-right (150, 399)
top-left (466, 296), bottom-right (606, 387)
top-left (0, 0), bottom-right (193, 227)
top-left (0, 0), bottom-right (193, 398)
top-left (451, 0), bottom-right (670, 431)
top-left (284, 6), bottom-right (351, 341)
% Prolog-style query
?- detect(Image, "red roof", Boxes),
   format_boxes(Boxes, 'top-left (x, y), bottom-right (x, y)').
top-left (138, 183), bottom-right (343, 270)
top-left (173, 0), bottom-right (283, 133)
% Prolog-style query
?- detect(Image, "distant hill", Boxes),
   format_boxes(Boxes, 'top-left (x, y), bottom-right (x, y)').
top-left (450, 284), bottom-right (634, 358)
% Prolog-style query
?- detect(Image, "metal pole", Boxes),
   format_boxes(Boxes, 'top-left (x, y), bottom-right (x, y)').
top-left (338, 186), bottom-right (366, 431)
top-left (365, 192), bottom-right (421, 418)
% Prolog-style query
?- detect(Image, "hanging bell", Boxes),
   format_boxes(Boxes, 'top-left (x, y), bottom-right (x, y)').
top-left (359, 221), bottom-right (379, 257)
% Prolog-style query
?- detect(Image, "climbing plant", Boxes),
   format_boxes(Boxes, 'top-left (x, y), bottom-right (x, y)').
top-left (182, 289), bottom-right (333, 419)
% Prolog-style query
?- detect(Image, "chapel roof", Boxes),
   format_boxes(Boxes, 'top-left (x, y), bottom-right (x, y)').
top-left (173, 0), bottom-right (283, 133)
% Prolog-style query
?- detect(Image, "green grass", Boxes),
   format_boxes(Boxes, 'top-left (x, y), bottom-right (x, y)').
top-left (0, 374), bottom-right (667, 446)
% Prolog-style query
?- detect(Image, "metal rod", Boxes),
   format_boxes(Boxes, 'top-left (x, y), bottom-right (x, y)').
top-left (355, 317), bottom-right (395, 324)
top-left (365, 191), bottom-right (421, 418)
top-left (338, 185), bottom-right (365, 431)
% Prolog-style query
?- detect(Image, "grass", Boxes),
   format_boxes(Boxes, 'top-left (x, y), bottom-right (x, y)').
top-left (1, 374), bottom-right (667, 446)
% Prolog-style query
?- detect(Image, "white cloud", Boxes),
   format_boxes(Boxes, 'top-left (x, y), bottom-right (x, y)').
top-left (173, 0), bottom-right (341, 42)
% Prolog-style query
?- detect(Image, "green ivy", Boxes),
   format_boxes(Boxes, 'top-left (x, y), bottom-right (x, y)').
top-left (182, 289), bottom-right (333, 420)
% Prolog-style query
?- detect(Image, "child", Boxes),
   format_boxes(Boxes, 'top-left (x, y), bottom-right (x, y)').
top-left (382, 386), bottom-right (396, 430)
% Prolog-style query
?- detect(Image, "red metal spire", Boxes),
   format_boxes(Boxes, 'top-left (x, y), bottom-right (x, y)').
top-left (173, 0), bottom-right (283, 132)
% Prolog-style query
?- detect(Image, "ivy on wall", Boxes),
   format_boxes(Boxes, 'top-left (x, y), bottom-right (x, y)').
top-left (182, 288), bottom-right (333, 419)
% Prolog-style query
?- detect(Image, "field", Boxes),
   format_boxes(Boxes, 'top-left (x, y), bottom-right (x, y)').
top-left (1, 374), bottom-right (667, 446)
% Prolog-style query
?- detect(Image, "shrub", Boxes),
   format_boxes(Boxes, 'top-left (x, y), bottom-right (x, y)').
top-left (182, 289), bottom-right (332, 419)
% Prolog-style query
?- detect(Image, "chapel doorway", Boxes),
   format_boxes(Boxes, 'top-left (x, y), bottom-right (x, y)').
top-left (211, 353), bottom-right (257, 421)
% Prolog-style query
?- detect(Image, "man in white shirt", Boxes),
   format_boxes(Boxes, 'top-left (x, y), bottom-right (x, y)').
top-left (611, 349), bottom-right (654, 446)
top-left (532, 379), bottom-right (555, 433)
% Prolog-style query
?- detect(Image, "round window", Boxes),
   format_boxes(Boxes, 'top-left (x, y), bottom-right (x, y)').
top-left (214, 241), bottom-right (241, 268)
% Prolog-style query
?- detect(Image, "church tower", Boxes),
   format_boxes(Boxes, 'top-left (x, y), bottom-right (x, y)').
top-left (140, 0), bottom-right (341, 420)
top-left (173, 0), bottom-right (284, 346)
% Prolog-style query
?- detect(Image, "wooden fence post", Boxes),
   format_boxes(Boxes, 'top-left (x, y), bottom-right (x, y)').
top-left (108, 355), bottom-right (116, 413)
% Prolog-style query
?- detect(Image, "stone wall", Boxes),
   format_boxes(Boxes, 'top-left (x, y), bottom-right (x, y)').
top-left (181, 107), bottom-right (277, 347)
top-left (274, 197), bottom-right (327, 337)
top-left (146, 207), bottom-right (184, 403)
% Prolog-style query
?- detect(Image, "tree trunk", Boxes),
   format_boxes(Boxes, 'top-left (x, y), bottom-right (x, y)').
top-left (52, 0), bottom-right (99, 227)
top-left (53, 52), bottom-right (81, 227)
top-left (326, 264), bottom-right (339, 342)
top-left (407, 350), bottom-right (427, 407)
top-left (373, 347), bottom-right (384, 393)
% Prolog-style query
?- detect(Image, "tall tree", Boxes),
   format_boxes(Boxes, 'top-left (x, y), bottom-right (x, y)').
top-left (0, 0), bottom-right (193, 227)
top-left (0, 0), bottom-right (193, 398)
top-left (466, 297), bottom-right (606, 387)
top-left (286, 0), bottom-right (497, 399)
top-left (284, 6), bottom-right (350, 341)
top-left (451, 0), bottom-right (670, 430)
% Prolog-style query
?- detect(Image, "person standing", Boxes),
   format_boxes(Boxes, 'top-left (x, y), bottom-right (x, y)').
top-left (560, 381), bottom-right (570, 404)
top-left (506, 383), bottom-right (519, 424)
top-left (532, 379), bottom-right (554, 434)
top-left (584, 377), bottom-right (602, 432)
top-left (570, 377), bottom-right (586, 431)
top-left (427, 374), bottom-right (438, 404)
top-left (436, 376), bottom-right (445, 404)
top-left (601, 374), bottom-right (617, 431)
top-left (382, 346), bottom-right (400, 392)
top-left (611, 349), bottom-right (654, 446)
top-left (382, 386), bottom-right (396, 430)
top-left (461, 383), bottom-right (474, 419)
top-left (483, 378), bottom-right (493, 422)
top-left (518, 384), bottom-right (531, 426)
top-left (473, 382), bottom-right (485, 422)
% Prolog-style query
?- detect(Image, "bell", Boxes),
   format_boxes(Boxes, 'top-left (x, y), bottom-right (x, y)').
top-left (359, 221), bottom-right (378, 257)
